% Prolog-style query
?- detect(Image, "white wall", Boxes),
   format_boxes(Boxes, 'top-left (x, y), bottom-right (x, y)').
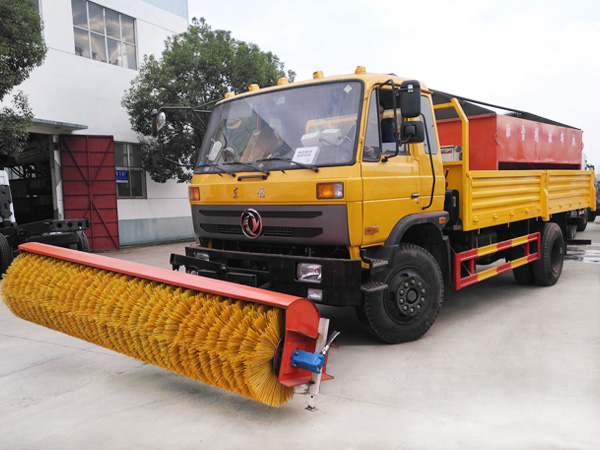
top-left (118, 174), bottom-right (192, 222)
top-left (117, 176), bottom-right (193, 245)
top-left (3, 0), bottom-right (194, 246)
top-left (20, 0), bottom-right (188, 140)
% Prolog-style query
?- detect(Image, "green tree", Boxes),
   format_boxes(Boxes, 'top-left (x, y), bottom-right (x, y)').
top-left (0, 0), bottom-right (47, 162)
top-left (122, 17), bottom-right (295, 183)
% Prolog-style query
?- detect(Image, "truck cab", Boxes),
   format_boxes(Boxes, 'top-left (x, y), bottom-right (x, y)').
top-left (172, 69), bottom-right (446, 295)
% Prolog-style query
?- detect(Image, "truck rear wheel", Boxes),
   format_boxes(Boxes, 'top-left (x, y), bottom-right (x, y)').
top-left (360, 244), bottom-right (443, 344)
top-left (513, 263), bottom-right (535, 285)
top-left (576, 209), bottom-right (588, 232)
top-left (532, 222), bottom-right (564, 286)
top-left (510, 246), bottom-right (536, 285)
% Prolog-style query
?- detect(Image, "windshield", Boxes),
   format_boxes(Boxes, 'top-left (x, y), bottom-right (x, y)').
top-left (196, 81), bottom-right (363, 174)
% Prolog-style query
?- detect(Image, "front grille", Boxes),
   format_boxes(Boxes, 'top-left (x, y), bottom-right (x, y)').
top-left (193, 204), bottom-right (348, 245)
top-left (198, 210), bottom-right (322, 219)
top-left (213, 224), bottom-right (242, 235)
top-left (262, 226), bottom-right (294, 237)
top-left (201, 223), bottom-right (322, 238)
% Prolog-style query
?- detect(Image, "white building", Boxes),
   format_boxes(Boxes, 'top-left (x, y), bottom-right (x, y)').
top-left (2, 0), bottom-right (193, 250)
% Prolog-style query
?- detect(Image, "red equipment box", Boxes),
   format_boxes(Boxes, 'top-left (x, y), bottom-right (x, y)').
top-left (435, 107), bottom-right (583, 171)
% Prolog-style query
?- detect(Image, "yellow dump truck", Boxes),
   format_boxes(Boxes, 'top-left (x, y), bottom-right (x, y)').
top-left (165, 67), bottom-right (596, 344)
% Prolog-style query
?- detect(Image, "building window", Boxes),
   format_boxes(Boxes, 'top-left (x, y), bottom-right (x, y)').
top-left (115, 143), bottom-right (146, 198)
top-left (71, 0), bottom-right (137, 70)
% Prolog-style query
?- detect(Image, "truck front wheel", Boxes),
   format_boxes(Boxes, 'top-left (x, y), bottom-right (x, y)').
top-left (532, 222), bottom-right (564, 286)
top-left (359, 244), bottom-right (443, 344)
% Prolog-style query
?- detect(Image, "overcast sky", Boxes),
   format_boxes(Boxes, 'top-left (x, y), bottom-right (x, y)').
top-left (188, 0), bottom-right (600, 170)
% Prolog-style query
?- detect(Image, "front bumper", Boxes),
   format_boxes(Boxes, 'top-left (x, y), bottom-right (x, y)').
top-left (170, 246), bottom-right (362, 306)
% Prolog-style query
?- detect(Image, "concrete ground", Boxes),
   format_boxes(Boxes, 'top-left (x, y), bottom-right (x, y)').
top-left (1, 221), bottom-right (599, 449)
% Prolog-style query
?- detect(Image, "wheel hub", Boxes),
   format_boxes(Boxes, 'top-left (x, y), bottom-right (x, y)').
top-left (389, 274), bottom-right (426, 319)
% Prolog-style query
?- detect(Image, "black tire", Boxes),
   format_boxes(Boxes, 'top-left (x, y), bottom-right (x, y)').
top-left (354, 304), bottom-right (369, 326)
top-left (576, 210), bottom-right (588, 232)
top-left (359, 244), bottom-right (443, 344)
top-left (588, 209), bottom-right (597, 223)
top-left (29, 232), bottom-right (78, 247)
top-left (513, 263), bottom-right (535, 285)
top-left (76, 230), bottom-right (90, 252)
top-left (0, 233), bottom-right (13, 274)
top-left (532, 222), bottom-right (564, 286)
top-left (510, 246), bottom-right (536, 285)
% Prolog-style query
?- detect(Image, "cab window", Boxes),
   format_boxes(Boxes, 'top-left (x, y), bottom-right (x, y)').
top-left (421, 96), bottom-right (438, 155)
top-left (363, 90), bottom-right (381, 161)
top-left (364, 89), bottom-right (406, 161)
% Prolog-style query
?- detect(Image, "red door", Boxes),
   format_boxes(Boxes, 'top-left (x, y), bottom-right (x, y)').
top-left (61, 135), bottom-right (119, 250)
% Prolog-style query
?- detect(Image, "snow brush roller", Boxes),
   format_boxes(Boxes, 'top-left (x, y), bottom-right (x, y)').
top-left (1, 242), bottom-right (338, 408)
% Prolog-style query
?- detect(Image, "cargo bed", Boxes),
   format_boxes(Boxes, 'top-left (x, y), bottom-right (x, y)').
top-left (446, 166), bottom-right (595, 231)
top-left (435, 96), bottom-right (595, 231)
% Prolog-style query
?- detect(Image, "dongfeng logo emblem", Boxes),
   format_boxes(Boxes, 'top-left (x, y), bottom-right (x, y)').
top-left (240, 208), bottom-right (262, 239)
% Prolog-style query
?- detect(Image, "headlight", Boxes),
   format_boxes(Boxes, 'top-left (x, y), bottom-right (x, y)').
top-left (307, 288), bottom-right (323, 302)
top-left (297, 263), bottom-right (322, 283)
top-left (193, 252), bottom-right (210, 261)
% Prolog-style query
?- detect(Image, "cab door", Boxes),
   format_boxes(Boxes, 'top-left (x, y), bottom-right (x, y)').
top-left (361, 88), bottom-right (432, 247)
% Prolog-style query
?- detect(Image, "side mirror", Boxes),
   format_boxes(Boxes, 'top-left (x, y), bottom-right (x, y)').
top-left (398, 80), bottom-right (421, 118)
top-left (151, 109), bottom-right (166, 137)
top-left (400, 121), bottom-right (425, 143)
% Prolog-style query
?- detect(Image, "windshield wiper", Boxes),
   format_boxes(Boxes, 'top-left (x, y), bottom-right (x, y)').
top-left (223, 161), bottom-right (270, 177)
top-left (197, 163), bottom-right (236, 177)
top-left (256, 157), bottom-right (319, 173)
